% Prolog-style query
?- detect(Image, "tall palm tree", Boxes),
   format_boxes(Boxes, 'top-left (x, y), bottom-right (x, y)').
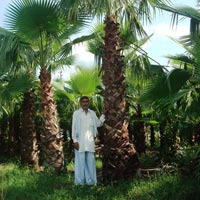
top-left (0, 70), bottom-right (32, 156)
top-left (0, 27), bottom-right (40, 168)
top-left (88, 23), bottom-right (157, 155)
top-left (5, 0), bottom-right (92, 171)
top-left (60, 0), bottom-right (170, 182)
top-left (21, 88), bottom-right (40, 168)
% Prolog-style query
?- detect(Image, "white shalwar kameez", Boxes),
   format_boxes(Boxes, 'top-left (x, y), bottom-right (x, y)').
top-left (72, 108), bottom-right (104, 185)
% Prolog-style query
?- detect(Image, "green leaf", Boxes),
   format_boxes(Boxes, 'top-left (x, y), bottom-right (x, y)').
top-left (6, 0), bottom-right (64, 41)
top-left (67, 66), bottom-right (101, 96)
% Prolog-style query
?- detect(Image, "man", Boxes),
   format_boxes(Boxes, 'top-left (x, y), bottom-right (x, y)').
top-left (72, 96), bottom-right (105, 185)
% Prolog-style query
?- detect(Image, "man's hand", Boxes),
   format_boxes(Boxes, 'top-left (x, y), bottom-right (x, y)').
top-left (100, 114), bottom-right (105, 123)
top-left (74, 142), bottom-right (79, 150)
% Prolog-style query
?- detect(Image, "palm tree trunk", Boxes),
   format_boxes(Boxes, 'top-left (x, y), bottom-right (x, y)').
top-left (102, 15), bottom-right (139, 183)
top-left (0, 119), bottom-right (8, 156)
top-left (133, 104), bottom-right (145, 154)
top-left (150, 124), bottom-right (155, 148)
top-left (39, 67), bottom-right (64, 172)
top-left (21, 88), bottom-right (39, 169)
top-left (195, 123), bottom-right (200, 145)
top-left (159, 121), bottom-right (165, 153)
top-left (8, 112), bottom-right (20, 157)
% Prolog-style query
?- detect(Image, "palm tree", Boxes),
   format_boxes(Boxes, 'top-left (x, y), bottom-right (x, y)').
top-left (88, 23), bottom-right (158, 153)
top-left (60, 0), bottom-right (171, 182)
top-left (138, 1), bottom-right (200, 162)
top-left (0, 26), bottom-right (40, 168)
top-left (0, 69), bottom-right (32, 156)
top-left (5, 0), bottom-right (93, 171)
top-left (21, 87), bottom-right (40, 169)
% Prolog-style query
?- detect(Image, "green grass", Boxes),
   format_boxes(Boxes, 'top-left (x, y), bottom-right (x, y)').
top-left (0, 161), bottom-right (200, 200)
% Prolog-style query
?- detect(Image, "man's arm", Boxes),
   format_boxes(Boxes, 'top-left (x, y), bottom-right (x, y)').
top-left (93, 112), bottom-right (105, 127)
top-left (72, 111), bottom-right (79, 150)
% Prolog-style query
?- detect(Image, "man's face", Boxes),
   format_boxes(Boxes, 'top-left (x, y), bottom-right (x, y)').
top-left (80, 98), bottom-right (89, 110)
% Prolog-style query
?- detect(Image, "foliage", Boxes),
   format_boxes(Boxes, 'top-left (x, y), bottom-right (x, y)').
top-left (67, 66), bottom-right (101, 97)
top-left (0, 161), bottom-right (200, 200)
top-left (194, 146), bottom-right (200, 180)
top-left (53, 66), bottom-right (102, 133)
top-left (52, 66), bottom-right (103, 165)
top-left (4, 0), bottom-right (93, 71)
top-left (140, 68), bottom-right (191, 109)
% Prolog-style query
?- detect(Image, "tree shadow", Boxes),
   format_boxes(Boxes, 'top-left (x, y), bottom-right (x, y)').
top-left (3, 164), bottom-right (200, 200)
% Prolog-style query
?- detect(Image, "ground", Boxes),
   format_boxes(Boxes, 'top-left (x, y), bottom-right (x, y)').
top-left (1, 149), bottom-right (200, 200)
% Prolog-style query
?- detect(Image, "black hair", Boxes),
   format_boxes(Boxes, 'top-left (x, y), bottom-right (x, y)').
top-left (79, 96), bottom-right (89, 102)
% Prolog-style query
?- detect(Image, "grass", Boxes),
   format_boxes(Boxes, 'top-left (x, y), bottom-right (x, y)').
top-left (0, 159), bottom-right (200, 200)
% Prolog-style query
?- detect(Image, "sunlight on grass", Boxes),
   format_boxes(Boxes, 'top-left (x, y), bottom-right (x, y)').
top-left (67, 157), bottom-right (102, 172)
top-left (0, 162), bottom-right (17, 173)
top-left (96, 158), bottom-right (102, 169)
top-left (0, 170), bottom-right (6, 200)
top-left (0, 161), bottom-right (200, 200)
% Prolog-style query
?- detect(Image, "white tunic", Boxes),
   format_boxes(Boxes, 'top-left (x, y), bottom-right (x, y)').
top-left (72, 108), bottom-right (104, 152)
top-left (79, 111), bottom-right (95, 152)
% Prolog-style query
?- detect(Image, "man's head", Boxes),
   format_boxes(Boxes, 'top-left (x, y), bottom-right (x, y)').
top-left (79, 96), bottom-right (90, 110)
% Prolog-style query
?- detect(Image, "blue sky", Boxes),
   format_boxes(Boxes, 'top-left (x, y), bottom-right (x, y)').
top-left (0, 0), bottom-right (197, 79)
top-left (143, 0), bottom-right (197, 66)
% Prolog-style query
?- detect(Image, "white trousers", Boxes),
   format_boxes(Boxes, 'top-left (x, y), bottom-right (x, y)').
top-left (74, 150), bottom-right (97, 185)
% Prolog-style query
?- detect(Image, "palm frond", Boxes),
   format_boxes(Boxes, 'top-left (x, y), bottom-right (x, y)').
top-left (140, 68), bottom-right (191, 108)
top-left (169, 35), bottom-right (193, 54)
top-left (5, 0), bottom-right (64, 41)
top-left (137, 0), bottom-right (172, 24)
top-left (58, 33), bottom-right (95, 59)
top-left (87, 23), bottom-right (105, 67)
top-left (48, 55), bottom-right (74, 72)
top-left (157, 4), bottom-right (200, 38)
top-left (66, 66), bottom-right (101, 96)
top-left (0, 26), bottom-right (37, 73)
top-left (157, 4), bottom-right (200, 21)
top-left (71, 33), bottom-right (95, 44)
top-left (0, 73), bottom-right (32, 104)
top-left (166, 54), bottom-right (194, 65)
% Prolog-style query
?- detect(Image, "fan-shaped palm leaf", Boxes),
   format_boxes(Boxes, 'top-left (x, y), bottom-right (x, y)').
top-left (67, 66), bottom-right (101, 96)
top-left (140, 68), bottom-right (191, 108)
top-left (6, 0), bottom-right (63, 41)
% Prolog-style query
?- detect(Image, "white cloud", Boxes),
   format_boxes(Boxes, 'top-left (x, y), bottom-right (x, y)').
top-left (142, 23), bottom-right (190, 65)
top-left (53, 43), bottom-right (95, 80)
top-left (72, 42), bottom-right (95, 67)
top-left (145, 23), bottom-right (190, 38)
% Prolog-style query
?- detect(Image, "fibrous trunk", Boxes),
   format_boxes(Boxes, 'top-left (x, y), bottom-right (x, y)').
top-left (8, 112), bottom-right (20, 156)
top-left (150, 124), bottom-right (155, 148)
top-left (21, 88), bottom-right (39, 169)
top-left (195, 123), bottom-right (200, 144)
top-left (39, 67), bottom-right (64, 172)
top-left (102, 15), bottom-right (139, 183)
top-left (0, 119), bottom-right (8, 156)
top-left (133, 104), bottom-right (145, 154)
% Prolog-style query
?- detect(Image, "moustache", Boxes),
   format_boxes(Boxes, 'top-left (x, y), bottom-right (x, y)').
top-left (82, 105), bottom-right (89, 109)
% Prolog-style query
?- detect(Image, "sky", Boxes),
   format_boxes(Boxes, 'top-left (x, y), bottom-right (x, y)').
top-left (0, 0), bottom-right (198, 79)
top-left (144, 0), bottom-right (197, 66)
